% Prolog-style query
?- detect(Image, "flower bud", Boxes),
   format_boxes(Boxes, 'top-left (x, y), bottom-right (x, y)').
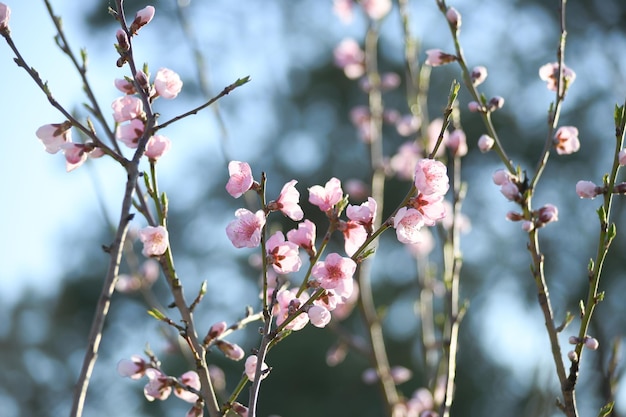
top-left (478, 134), bottom-right (495, 153)
top-left (0, 2), bottom-right (11, 34)
top-left (619, 149), bottom-right (626, 166)
top-left (537, 204), bottom-right (558, 225)
top-left (470, 66), bottom-right (488, 86)
top-left (584, 336), bottom-right (599, 350)
top-left (567, 350), bottom-right (578, 362)
top-left (568, 336), bottom-right (580, 345)
top-left (521, 220), bottom-right (534, 232)
top-left (116, 29), bottom-right (130, 53)
top-left (216, 340), bottom-right (245, 361)
top-left (488, 96), bottom-right (505, 111)
top-left (505, 211), bottom-right (524, 221)
top-left (130, 5), bottom-right (155, 34)
top-left (446, 7), bottom-right (461, 29)
top-left (575, 180), bottom-right (601, 199)
top-left (205, 321), bottom-right (227, 342)
top-left (447, 129), bottom-right (468, 157)
top-left (425, 49), bottom-right (457, 67)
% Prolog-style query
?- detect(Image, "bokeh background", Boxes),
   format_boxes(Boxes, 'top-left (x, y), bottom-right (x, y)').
top-left (1, 0), bottom-right (626, 416)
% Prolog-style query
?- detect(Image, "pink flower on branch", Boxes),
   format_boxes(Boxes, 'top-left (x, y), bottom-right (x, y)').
top-left (143, 369), bottom-right (171, 401)
top-left (414, 159), bottom-right (449, 196)
top-left (138, 225), bottom-right (169, 257)
top-left (308, 305), bottom-right (332, 328)
top-left (154, 68), bottom-right (183, 99)
top-left (266, 231), bottom-right (302, 274)
top-left (112, 95), bottom-right (144, 123)
top-left (576, 180), bottom-right (601, 199)
top-left (62, 143), bottom-right (89, 172)
top-left (411, 193), bottom-right (446, 226)
top-left (130, 5), bottom-right (155, 35)
top-left (145, 135), bottom-right (171, 160)
top-left (36, 122), bottom-right (72, 154)
top-left (425, 49), bottom-right (457, 67)
top-left (339, 220), bottom-right (368, 256)
top-left (361, 0), bottom-right (392, 20)
top-left (226, 161), bottom-right (254, 198)
top-left (226, 209), bottom-right (266, 248)
top-left (174, 371), bottom-right (201, 403)
top-left (117, 355), bottom-right (147, 380)
top-left (114, 77), bottom-right (137, 95)
top-left (393, 207), bottom-right (425, 244)
top-left (312, 253), bottom-right (356, 297)
top-left (346, 197), bottom-right (377, 228)
top-left (0, 2), bottom-right (10, 33)
top-left (309, 177), bottom-right (344, 212)
top-left (245, 355), bottom-right (269, 382)
top-left (273, 288), bottom-right (310, 330)
top-left (539, 62), bottom-right (576, 92)
top-left (286, 219), bottom-right (316, 254)
top-left (553, 126), bottom-right (580, 155)
top-left (116, 118), bottom-right (145, 148)
top-left (268, 180), bottom-right (303, 221)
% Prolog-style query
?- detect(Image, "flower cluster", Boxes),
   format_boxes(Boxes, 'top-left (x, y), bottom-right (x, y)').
top-left (117, 355), bottom-right (203, 416)
top-left (393, 159), bottom-right (449, 244)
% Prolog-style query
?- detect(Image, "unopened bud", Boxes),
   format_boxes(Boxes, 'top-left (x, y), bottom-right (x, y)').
top-left (584, 336), bottom-right (599, 350)
top-left (521, 220), bottom-right (534, 232)
top-left (116, 29), bottom-right (130, 53)
top-left (232, 402), bottom-right (249, 417)
top-left (0, 3), bottom-right (11, 34)
top-left (488, 96), bottom-right (505, 111)
top-left (130, 5), bottom-right (155, 34)
top-left (446, 7), bottom-right (461, 29)
top-left (537, 204), bottom-right (559, 225)
top-left (470, 66), bottom-right (488, 86)
top-left (506, 211), bottom-right (524, 221)
top-left (216, 340), bottom-right (245, 361)
top-left (567, 350), bottom-right (578, 362)
top-left (478, 134), bottom-right (495, 153)
top-left (568, 335), bottom-right (580, 345)
top-left (467, 101), bottom-right (483, 112)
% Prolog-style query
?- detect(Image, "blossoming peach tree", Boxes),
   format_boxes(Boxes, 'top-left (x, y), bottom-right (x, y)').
top-left (1, 0), bottom-right (624, 416)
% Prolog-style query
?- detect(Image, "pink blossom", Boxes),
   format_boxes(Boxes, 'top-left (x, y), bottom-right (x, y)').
top-left (207, 321), bottom-right (227, 340)
top-left (138, 225), bottom-right (169, 257)
top-left (145, 135), bottom-right (171, 160)
top-left (116, 118), bottom-right (145, 148)
top-left (331, 281), bottom-right (359, 320)
top-left (286, 219), bottom-right (316, 252)
top-left (414, 158), bottom-right (449, 196)
top-left (308, 305), bottom-right (332, 328)
top-left (333, 38), bottom-right (365, 79)
top-left (244, 355), bottom-right (269, 382)
top-left (117, 355), bottom-right (147, 379)
top-left (537, 204), bottom-right (558, 225)
top-left (116, 29), bottom-right (130, 52)
top-left (478, 134), bottom-right (495, 153)
top-left (333, 0), bottom-right (354, 23)
top-left (154, 68), bottom-right (183, 99)
top-left (554, 126), bottom-right (580, 155)
top-left (446, 7), bottom-right (461, 28)
top-left (0, 3), bottom-right (10, 33)
top-left (144, 368), bottom-right (171, 401)
top-left (62, 143), bottom-right (89, 172)
top-left (226, 209), bottom-right (266, 248)
top-left (266, 231), bottom-right (302, 274)
top-left (226, 161), bottom-right (254, 198)
top-left (499, 179), bottom-right (520, 201)
top-left (114, 78), bottom-right (136, 94)
top-left (309, 177), bottom-right (344, 212)
top-left (447, 129), bottom-right (468, 157)
top-left (539, 62), bottom-right (576, 91)
top-left (217, 340), bottom-right (245, 361)
top-left (412, 193), bottom-right (446, 225)
top-left (471, 66), bottom-right (488, 86)
top-left (36, 122), bottom-right (71, 154)
top-left (130, 5), bottom-right (155, 34)
top-left (112, 95), bottom-right (144, 123)
top-left (272, 180), bottom-right (303, 221)
top-left (273, 288), bottom-right (310, 330)
top-left (361, 0), bottom-right (392, 20)
top-left (492, 169), bottom-right (513, 186)
top-left (425, 49), bottom-right (457, 67)
top-left (347, 197), bottom-right (377, 227)
top-left (312, 253), bottom-right (356, 294)
top-left (393, 207), bottom-right (425, 244)
top-left (339, 220), bottom-right (368, 256)
top-left (576, 180), bottom-right (600, 199)
top-left (390, 141), bottom-right (422, 180)
top-left (175, 371), bottom-right (200, 403)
